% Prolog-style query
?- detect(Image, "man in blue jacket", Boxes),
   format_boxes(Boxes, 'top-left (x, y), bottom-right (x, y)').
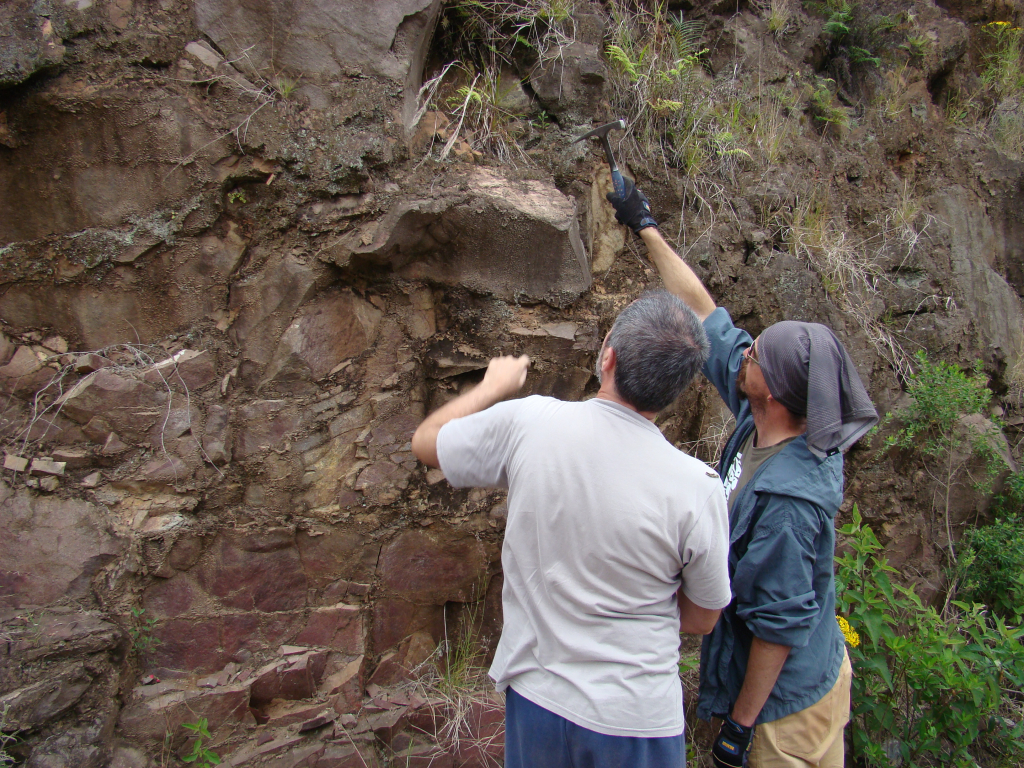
top-left (608, 180), bottom-right (878, 768)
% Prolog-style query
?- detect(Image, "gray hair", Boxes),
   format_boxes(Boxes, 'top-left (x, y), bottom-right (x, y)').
top-left (605, 290), bottom-right (710, 412)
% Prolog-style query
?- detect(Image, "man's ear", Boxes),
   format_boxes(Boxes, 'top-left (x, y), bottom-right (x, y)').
top-left (601, 346), bottom-right (617, 375)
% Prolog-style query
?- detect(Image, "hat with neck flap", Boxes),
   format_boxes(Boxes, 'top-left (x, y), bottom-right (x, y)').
top-left (757, 321), bottom-right (878, 458)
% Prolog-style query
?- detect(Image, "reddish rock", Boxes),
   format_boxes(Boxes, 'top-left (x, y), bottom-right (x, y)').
top-left (149, 617), bottom-right (236, 673)
top-left (228, 253), bottom-right (320, 367)
top-left (202, 404), bottom-right (232, 465)
top-left (143, 350), bottom-right (218, 391)
top-left (292, 604), bottom-right (364, 653)
top-left (316, 741), bottom-right (382, 768)
top-left (0, 482), bottom-right (123, 608)
top-left (391, 737), bottom-right (455, 768)
top-left (51, 447), bottom-right (93, 468)
top-left (371, 598), bottom-right (444, 653)
top-left (249, 650), bottom-right (328, 705)
top-left (117, 683), bottom-right (251, 750)
top-left (296, 528), bottom-right (379, 587)
top-left (328, 403), bottom-right (373, 438)
top-left (143, 574), bottom-right (205, 619)
top-left (10, 610), bottom-right (121, 663)
top-left (451, 694), bottom-right (505, 768)
top-left (263, 290), bottom-right (382, 383)
top-left (366, 412), bottom-right (419, 459)
top-left (366, 707), bottom-right (411, 747)
top-left (368, 631), bottom-right (436, 686)
top-left (354, 460), bottom-right (411, 491)
top-left (194, 530), bottom-right (307, 612)
top-left (233, 400), bottom-right (302, 459)
top-left (0, 662), bottom-right (94, 729)
top-left (0, 345), bottom-right (40, 378)
top-left (72, 353), bottom-right (114, 374)
top-left (147, 400), bottom-right (201, 446)
top-left (379, 530), bottom-right (488, 605)
top-left (139, 455), bottom-right (190, 484)
top-left (0, 333), bottom-right (14, 365)
top-left (167, 534), bottom-right (207, 571)
top-left (0, 345), bottom-right (52, 396)
top-left (55, 370), bottom-right (168, 441)
top-left (323, 655), bottom-right (365, 715)
top-left (100, 431), bottom-right (130, 454)
top-left (262, 700), bottom-right (333, 728)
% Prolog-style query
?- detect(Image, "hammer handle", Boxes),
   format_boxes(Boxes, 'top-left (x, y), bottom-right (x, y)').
top-left (600, 135), bottom-right (625, 198)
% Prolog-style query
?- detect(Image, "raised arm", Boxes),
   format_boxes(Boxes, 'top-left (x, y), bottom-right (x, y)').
top-left (412, 355), bottom-right (530, 468)
top-left (639, 228), bottom-right (716, 320)
top-left (604, 176), bottom-right (716, 320)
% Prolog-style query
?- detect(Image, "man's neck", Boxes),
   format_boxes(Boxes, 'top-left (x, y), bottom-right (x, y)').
top-left (751, 413), bottom-right (805, 448)
top-left (594, 388), bottom-right (658, 422)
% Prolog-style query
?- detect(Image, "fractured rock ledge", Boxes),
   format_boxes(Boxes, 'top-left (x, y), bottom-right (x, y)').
top-left (322, 168), bottom-right (592, 306)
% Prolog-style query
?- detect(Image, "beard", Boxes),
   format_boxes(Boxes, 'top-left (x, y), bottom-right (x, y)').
top-left (735, 359), bottom-right (748, 400)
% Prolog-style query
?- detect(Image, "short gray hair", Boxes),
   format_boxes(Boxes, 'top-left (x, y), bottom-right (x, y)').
top-left (605, 290), bottom-right (710, 412)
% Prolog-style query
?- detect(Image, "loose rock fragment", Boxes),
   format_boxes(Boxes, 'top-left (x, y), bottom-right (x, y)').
top-left (30, 459), bottom-right (66, 476)
top-left (4, 454), bottom-right (29, 472)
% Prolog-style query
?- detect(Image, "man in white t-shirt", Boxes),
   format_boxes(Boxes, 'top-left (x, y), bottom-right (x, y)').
top-left (412, 290), bottom-right (732, 768)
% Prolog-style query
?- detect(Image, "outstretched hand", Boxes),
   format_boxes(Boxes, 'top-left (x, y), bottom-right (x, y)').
top-left (606, 176), bottom-right (658, 234)
top-left (481, 355), bottom-right (531, 400)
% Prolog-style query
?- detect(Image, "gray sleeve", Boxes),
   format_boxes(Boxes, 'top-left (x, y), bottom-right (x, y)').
top-left (680, 485), bottom-right (733, 610)
top-left (435, 399), bottom-right (525, 489)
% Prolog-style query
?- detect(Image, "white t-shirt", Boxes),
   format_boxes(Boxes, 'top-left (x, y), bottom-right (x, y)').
top-left (437, 395), bottom-right (731, 738)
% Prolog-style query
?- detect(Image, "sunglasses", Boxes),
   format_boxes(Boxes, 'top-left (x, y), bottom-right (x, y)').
top-left (743, 342), bottom-right (761, 366)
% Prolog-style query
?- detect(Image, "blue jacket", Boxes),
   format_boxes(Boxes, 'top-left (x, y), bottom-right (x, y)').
top-left (696, 308), bottom-right (846, 725)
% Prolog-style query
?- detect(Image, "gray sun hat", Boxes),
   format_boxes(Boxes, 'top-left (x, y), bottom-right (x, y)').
top-left (757, 321), bottom-right (878, 458)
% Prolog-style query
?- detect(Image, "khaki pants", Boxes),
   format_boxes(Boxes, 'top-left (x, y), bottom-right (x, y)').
top-left (749, 649), bottom-right (853, 768)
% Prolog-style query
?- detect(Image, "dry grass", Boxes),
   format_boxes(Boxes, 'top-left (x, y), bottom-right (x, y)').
top-left (780, 194), bottom-right (919, 380)
top-left (399, 605), bottom-right (503, 766)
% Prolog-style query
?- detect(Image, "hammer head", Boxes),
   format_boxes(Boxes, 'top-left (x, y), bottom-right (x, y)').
top-left (572, 119), bottom-right (627, 143)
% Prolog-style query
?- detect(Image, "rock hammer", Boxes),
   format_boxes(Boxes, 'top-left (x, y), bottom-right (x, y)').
top-left (573, 119), bottom-right (627, 198)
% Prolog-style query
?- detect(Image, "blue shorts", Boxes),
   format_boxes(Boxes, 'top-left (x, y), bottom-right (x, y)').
top-left (504, 686), bottom-right (686, 768)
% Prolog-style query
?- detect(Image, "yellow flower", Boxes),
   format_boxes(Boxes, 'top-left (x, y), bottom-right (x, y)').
top-left (992, 20), bottom-right (1011, 26)
top-left (837, 615), bottom-right (861, 648)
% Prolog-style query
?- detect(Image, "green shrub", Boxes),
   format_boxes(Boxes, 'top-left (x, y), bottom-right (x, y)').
top-left (836, 506), bottom-right (1024, 767)
top-left (959, 504), bottom-right (1024, 621)
top-left (882, 351), bottom-right (1007, 559)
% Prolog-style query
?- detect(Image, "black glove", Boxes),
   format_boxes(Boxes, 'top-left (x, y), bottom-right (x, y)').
top-left (712, 714), bottom-right (754, 768)
top-left (606, 176), bottom-right (658, 234)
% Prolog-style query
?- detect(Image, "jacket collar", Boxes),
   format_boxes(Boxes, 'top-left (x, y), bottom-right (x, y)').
top-left (750, 434), bottom-right (844, 514)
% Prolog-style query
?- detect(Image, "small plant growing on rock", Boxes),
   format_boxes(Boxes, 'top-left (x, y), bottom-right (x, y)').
top-left (0, 703), bottom-right (17, 768)
top-left (182, 718), bottom-right (220, 767)
top-left (226, 190), bottom-right (247, 205)
top-left (809, 78), bottom-right (850, 134)
top-left (128, 607), bottom-right (161, 655)
top-left (273, 76), bottom-right (299, 99)
top-left (882, 351), bottom-right (1008, 562)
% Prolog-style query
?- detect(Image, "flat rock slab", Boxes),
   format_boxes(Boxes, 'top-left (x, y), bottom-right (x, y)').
top-left (194, 0), bottom-right (440, 86)
top-left (0, 481), bottom-right (123, 608)
top-left (325, 168), bottom-right (591, 307)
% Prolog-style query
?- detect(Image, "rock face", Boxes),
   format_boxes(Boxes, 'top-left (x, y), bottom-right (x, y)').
top-left (1, 0), bottom-right (1024, 765)
top-left (0, 1), bottom-right (66, 90)
top-left (194, 0), bottom-right (443, 132)
top-left (0, 482), bottom-right (123, 608)
top-left (329, 168), bottom-right (592, 305)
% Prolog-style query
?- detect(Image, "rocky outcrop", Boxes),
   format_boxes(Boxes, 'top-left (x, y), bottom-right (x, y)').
top-left (2, 0), bottom-right (1024, 765)
top-left (325, 168), bottom-right (592, 306)
top-left (0, 482), bottom-right (123, 608)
